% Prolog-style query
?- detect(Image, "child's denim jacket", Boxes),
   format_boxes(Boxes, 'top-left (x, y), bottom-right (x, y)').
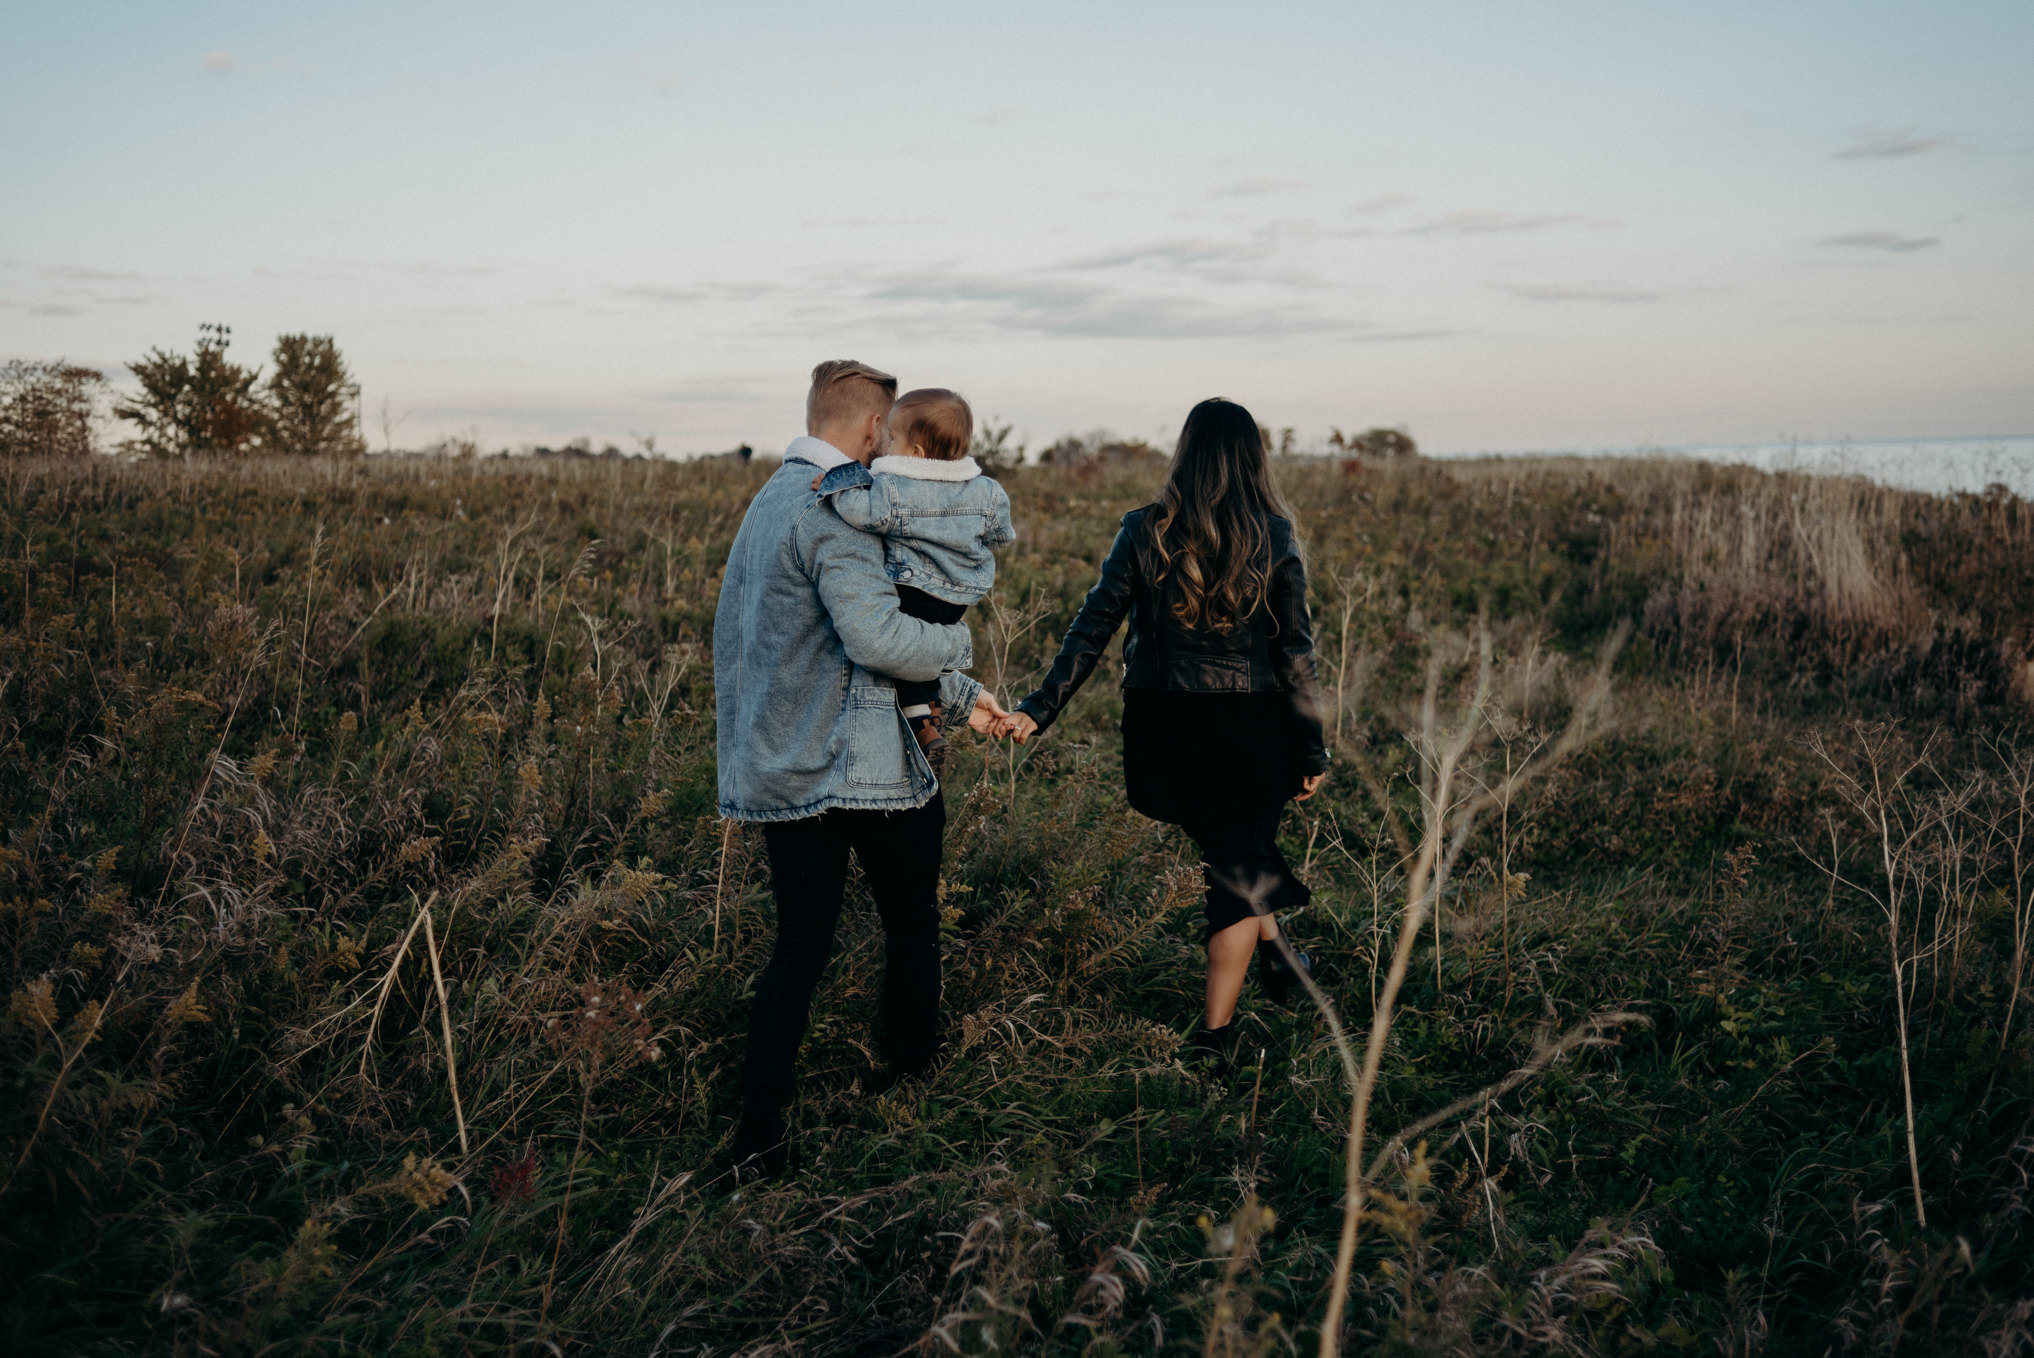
top-left (816, 455), bottom-right (1017, 605)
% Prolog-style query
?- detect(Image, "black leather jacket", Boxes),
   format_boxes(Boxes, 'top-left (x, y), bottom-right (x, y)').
top-left (1016, 508), bottom-right (1330, 774)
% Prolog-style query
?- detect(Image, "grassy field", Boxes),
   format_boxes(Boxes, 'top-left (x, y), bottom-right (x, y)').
top-left (2, 449), bottom-right (2032, 1356)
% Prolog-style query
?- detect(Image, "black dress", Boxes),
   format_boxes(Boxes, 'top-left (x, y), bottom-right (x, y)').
top-left (1121, 688), bottom-right (1313, 939)
top-left (1121, 688), bottom-right (1306, 823)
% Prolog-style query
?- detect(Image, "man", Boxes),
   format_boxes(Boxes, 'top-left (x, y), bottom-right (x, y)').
top-left (713, 358), bottom-right (1008, 1182)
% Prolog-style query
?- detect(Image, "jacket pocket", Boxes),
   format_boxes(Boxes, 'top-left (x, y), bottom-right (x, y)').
top-left (845, 686), bottom-right (915, 790)
top-left (1175, 652), bottom-right (1253, 692)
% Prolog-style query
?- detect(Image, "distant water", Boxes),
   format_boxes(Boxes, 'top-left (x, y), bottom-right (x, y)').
top-left (1449, 437), bottom-right (2034, 499)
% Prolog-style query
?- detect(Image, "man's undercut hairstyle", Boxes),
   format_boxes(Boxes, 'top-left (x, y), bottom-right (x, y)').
top-left (888, 388), bottom-right (973, 462)
top-left (807, 359), bottom-right (898, 434)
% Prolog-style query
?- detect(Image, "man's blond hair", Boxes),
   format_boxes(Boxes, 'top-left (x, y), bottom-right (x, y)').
top-left (806, 359), bottom-right (898, 433)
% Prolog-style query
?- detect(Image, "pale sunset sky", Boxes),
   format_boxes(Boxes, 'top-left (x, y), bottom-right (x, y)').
top-left (4, 1), bottom-right (2030, 455)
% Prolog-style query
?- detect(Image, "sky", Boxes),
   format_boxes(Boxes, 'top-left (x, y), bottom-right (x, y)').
top-left (4, 1), bottom-right (2031, 456)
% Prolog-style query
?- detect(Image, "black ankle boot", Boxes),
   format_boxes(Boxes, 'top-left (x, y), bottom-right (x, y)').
top-left (1258, 944), bottom-right (1313, 1007)
top-left (731, 1105), bottom-right (788, 1185)
top-left (1188, 1021), bottom-right (1241, 1076)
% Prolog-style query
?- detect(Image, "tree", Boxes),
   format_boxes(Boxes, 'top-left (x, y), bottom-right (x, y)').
top-left (1329, 426), bottom-right (1419, 458)
top-left (0, 360), bottom-right (106, 459)
top-left (267, 334), bottom-right (365, 456)
top-left (970, 420), bottom-right (1026, 475)
top-left (115, 323), bottom-right (268, 457)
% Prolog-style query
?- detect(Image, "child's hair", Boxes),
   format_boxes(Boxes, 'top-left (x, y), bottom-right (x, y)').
top-left (807, 359), bottom-right (898, 432)
top-left (888, 388), bottom-right (973, 461)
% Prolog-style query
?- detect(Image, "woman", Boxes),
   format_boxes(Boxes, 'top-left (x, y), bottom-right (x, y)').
top-left (1003, 398), bottom-right (1329, 1071)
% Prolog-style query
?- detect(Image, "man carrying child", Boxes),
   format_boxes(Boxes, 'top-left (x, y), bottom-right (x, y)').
top-left (814, 386), bottom-right (1014, 766)
top-left (712, 359), bottom-right (1011, 1182)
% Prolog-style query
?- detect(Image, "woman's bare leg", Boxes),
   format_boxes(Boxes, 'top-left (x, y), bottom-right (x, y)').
top-left (1205, 915), bottom-right (1270, 1028)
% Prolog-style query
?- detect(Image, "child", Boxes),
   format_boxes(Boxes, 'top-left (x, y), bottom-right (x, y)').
top-left (815, 388), bottom-right (1015, 763)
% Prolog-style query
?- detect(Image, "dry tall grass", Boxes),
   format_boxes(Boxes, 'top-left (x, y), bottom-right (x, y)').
top-left (2, 450), bottom-right (2030, 1354)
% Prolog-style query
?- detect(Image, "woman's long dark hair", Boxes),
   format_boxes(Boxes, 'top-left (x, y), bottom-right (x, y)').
top-left (1142, 398), bottom-right (1295, 634)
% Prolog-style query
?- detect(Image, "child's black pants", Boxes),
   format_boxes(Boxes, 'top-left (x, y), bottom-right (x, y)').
top-left (895, 585), bottom-right (968, 709)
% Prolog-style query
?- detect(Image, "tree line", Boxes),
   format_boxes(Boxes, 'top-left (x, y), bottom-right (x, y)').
top-left (0, 324), bottom-right (365, 459)
top-left (4, 326), bottom-right (1419, 463)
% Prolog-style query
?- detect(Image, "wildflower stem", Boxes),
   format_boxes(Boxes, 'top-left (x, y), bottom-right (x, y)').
top-left (713, 817), bottom-right (734, 955)
top-left (423, 904), bottom-right (469, 1157)
top-left (2, 998), bottom-right (108, 1196)
top-left (360, 892), bottom-right (433, 1077)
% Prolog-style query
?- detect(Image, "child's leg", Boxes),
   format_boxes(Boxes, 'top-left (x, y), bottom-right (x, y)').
top-left (895, 676), bottom-right (939, 713)
top-left (893, 588), bottom-right (969, 752)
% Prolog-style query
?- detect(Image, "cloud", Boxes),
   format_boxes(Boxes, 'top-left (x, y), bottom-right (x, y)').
top-left (1213, 176), bottom-right (1309, 197)
top-left (29, 304), bottom-right (83, 317)
top-left (1060, 237), bottom-right (1279, 271)
top-left (642, 375), bottom-right (779, 405)
top-left (1350, 194), bottom-right (1412, 215)
top-left (858, 268), bottom-right (1347, 340)
top-left (973, 110), bottom-right (1014, 125)
top-left (1405, 209), bottom-right (1613, 235)
top-left (252, 263), bottom-right (354, 281)
top-left (1351, 329), bottom-right (1458, 343)
top-left (407, 260), bottom-right (498, 276)
top-left (41, 265), bottom-right (140, 281)
top-left (412, 403), bottom-right (622, 433)
top-left (610, 282), bottom-right (786, 304)
top-left (1056, 221), bottom-right (1350, 287)
top-left (799, 215), bottom-right (942, 229)
top-left (1494, 281), bottom-right (1657, 303)
top-left (250, 257), bottom-right (495, 279)
top-left (1815, 231), bottom-right (1939, 252)
top-left (201, 49), bottom-right (235, 74)
top-left (1836, 133), bottom-right (1945, 159)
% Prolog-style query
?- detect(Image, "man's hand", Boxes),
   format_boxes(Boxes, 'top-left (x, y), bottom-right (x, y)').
top-left (1001, 712), bottom-right (1039, 745)
top-left (969, 690), bottom-right (1013, 735)
top-left (1296, 771), bottom-right (1327, 802)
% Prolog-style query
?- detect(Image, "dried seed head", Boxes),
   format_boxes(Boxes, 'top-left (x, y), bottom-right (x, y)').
top-left (7, 978), bottom-right (58, 1030)
top-left (164, 980), bottom-right (210, 1027)
top-left (392, 1153), bottom-right (457, 1210)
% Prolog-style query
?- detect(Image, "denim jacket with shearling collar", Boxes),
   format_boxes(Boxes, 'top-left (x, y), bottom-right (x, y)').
top-left (714, 441), bottom-right (983, 821)
top-left (816, 454), bottom-right (1016, 606)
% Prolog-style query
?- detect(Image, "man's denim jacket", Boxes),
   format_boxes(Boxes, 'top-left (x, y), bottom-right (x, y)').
top-left (816, 455), bottom-right (1016, 606)
top-left (714, 445), bottom-right (984, 821)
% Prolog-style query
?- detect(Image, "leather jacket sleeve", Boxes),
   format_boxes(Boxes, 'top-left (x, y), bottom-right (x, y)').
top-left (1016, 519), bottom-right (1138, 733)
top-left (1269, 546), bottom-right (1332, 775)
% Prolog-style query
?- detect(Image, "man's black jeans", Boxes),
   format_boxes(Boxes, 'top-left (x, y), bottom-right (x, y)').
top-left (742, 791), bottom-right (946, 1111)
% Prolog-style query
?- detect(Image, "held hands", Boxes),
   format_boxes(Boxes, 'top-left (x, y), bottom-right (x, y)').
top-left (998, 711), bottom-right (1039, 745)
top-left (964, 692), bottom-right (1035, 744)
top-left (968, 690), bottom-right (1014, 735)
